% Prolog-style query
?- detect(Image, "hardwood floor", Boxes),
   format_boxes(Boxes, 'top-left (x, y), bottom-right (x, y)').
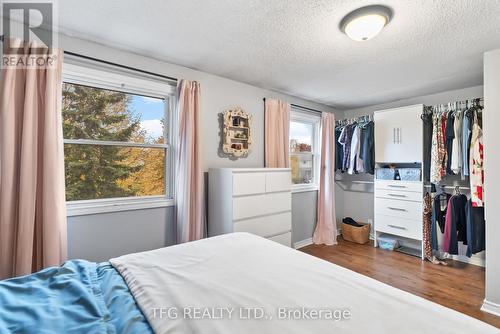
top-left (300, 236), bottom-right (500, 328)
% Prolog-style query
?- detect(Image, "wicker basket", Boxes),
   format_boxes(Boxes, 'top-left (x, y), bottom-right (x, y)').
top-left (342, 222), bottom-right (371, 244)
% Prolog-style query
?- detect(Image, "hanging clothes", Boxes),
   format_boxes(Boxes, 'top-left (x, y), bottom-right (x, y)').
top-left (465, 199), bottom-right (485, 257)
top-left (422, 193), bottom-right (433, 260)
top-left (422, 112), bottom-right (433, 181)
top-left (451, 111), bottom-right (463, 175)
top-left (442, 197), bottom-right (453, 253)
top-left (338, 124), bottom-right (354, 172)
top-left (454, 194), bottom-right (468, 244)
top-left (355, 125), bottom-right (365, 174)
top-left (462, 111), bottom-right (472, 176)
top-left (431, 192), bottom-right (451, 251)
top-left (336, 117), bottom-right (374, 175)
top-left (470, 116), bottom-right (484, 207)
top-left (442, 194), bottom-right (468, 255)
top-left (360, 121), bottom-right (375, 175)
top-left (445, 111), bottom-right (455, 175)
top-left (347, 125), bottom-right (360, 175)
top-left (335, 127), bottom-right (343, 171)
top-left (430, 113), bottom-right (447, 183)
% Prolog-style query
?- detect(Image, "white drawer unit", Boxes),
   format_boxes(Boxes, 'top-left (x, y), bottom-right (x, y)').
top-left (375, 188), bottom-right (422, 202)
top-left (233, 192), bottom-right (291, 221)
top-left (234, 212), bottom-right (291, 238)
top-left (268, 231), bottom-right (292, 247)
top-left (209, 168), bottom-right (292, 247)
top-left (265, 172), bottom-right (292, 193)
top-left (375, 215), bottom-right (423, 241)
top-left (375, 180), bottom-right (422, 192)
top-left (232, 172), bottom-right (266, 196)
top-left (374, 198), bottom-right (422, 220)
top-left (374, 179), bottom-right (424, 255)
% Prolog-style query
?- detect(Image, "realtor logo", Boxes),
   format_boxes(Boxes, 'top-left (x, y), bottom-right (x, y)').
top-left (1, 0), bottom-right (57, 68)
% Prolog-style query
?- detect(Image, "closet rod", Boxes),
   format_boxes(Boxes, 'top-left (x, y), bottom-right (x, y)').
top-left (262, 98), bottom-right (324, 114)
top-left (426, 98), bottom-right (484, 111)
top-left (336, 114), bottom-right (372, 125)
top-left (334, 181), bottom-right (374, 193)
top-left (63, 51), bottom-right (178, 82)
top-left (424, 184), bottom-right (470, 190)
top-left (334, 179), bottom-right (373, 183)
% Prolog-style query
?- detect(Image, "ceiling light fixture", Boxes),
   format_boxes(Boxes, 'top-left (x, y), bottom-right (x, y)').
top-left (340, 5), bottom-right (392, 42)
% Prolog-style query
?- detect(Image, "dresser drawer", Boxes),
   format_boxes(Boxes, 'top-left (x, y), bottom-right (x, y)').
top-left (268, 231), bottom-right (292, 247)
top-left (375, 198), bottom-right (422, 220)
top-left (233, 172), bottom-right (266, 196)
top-left (266, 171), bottom-right (291, 193)
top-left (375, 180), bottom-right (422, 193)
top-left (375, 214), bottom-right (422, 240)
top-left (234, 212), bottom-right (291, 238)
top-left (375, 188), bottom-right (422, 202)
top-left (233, 192), bottom-right (291, 220)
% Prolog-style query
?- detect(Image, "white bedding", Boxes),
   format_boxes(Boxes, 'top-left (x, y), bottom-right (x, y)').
top-left (110, 233), bottom-right (498, 334)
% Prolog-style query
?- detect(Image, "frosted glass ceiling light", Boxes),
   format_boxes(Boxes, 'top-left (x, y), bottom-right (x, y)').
top-left (340, 5), bottom-right (392, 41)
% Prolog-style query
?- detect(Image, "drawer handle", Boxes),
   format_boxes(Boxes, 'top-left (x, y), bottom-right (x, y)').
top-left (388, 224), bottom-right (407, 230)
top-left (388, 185), bottom-right (406, 188)
top-left (387, 207), bottom-right (407, 212)
top-left (388, 193), bottom-right (407, 198)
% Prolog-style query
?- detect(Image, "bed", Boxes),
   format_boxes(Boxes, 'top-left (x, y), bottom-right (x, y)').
top-left (0, 233), bottom-right (497, 333)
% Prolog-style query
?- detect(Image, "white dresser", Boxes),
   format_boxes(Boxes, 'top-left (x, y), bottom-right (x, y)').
top-left (208, 168), bottom-right (292, 247)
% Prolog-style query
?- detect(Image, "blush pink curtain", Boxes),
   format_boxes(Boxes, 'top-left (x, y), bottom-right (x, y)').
top-left (264, 98), bottom-right (290, 167)
top-left (0, 46), bottom-right (67, 279)
top-left (176, 80), bottom-right (204, 243)
top-left (313, 112), bottom-right (337, 245)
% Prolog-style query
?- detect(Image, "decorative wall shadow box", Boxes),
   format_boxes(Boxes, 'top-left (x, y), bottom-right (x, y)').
top-left (222, 108), bottom-right (252, 158)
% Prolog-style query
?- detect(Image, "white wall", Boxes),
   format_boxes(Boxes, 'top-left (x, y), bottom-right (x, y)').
top-left (68, 207), bottom-right (175, 262)
top-left (483, 49), bottom-right (500, 314)
top-left (345, 86), bottom-right (483, 118)
top-left (60, 35), bottom-right (341, 171)
top-left (60, 34), bottom-right (342, 260)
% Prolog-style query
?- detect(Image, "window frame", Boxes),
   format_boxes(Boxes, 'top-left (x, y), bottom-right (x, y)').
top-left (62, 59), bottom-right (177, 216)
top-left (289, 108), bottom-right (322, 193)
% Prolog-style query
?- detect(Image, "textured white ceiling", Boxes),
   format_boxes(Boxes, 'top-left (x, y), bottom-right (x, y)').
top-left (56, 0), bottom-right (500, 109)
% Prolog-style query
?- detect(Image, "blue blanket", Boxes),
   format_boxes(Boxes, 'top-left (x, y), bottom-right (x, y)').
top-left (0, 260), bottom-right (153, 334)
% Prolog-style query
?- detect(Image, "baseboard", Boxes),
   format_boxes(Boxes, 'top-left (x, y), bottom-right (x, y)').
top-left (294, 228), bottom-right (350, 249)
top-left (450, 254), bottom-right (485, 267)
top-left (294, 238), bottom-right (313, 249)
top-left (432, 250), bottom-right (486, 267)
top-left (481, 299), bottom-right (500, 317)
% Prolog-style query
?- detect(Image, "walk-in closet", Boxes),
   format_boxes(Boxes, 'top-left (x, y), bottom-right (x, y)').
top-left (335, 96), bottom-right (486, 267)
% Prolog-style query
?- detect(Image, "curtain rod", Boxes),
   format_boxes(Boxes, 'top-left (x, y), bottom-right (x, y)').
top-left (0, 41), bottom-right (177, 82)
top-left (63, 51), bottom-right (178, 82)
top-left (262, 98), bottom-right (324, 114)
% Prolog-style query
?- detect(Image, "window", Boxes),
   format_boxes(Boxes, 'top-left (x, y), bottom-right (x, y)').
top-left (62, 60), bottom-right (176, 215)
top-left (289, 109), bottom-right (321, 191)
